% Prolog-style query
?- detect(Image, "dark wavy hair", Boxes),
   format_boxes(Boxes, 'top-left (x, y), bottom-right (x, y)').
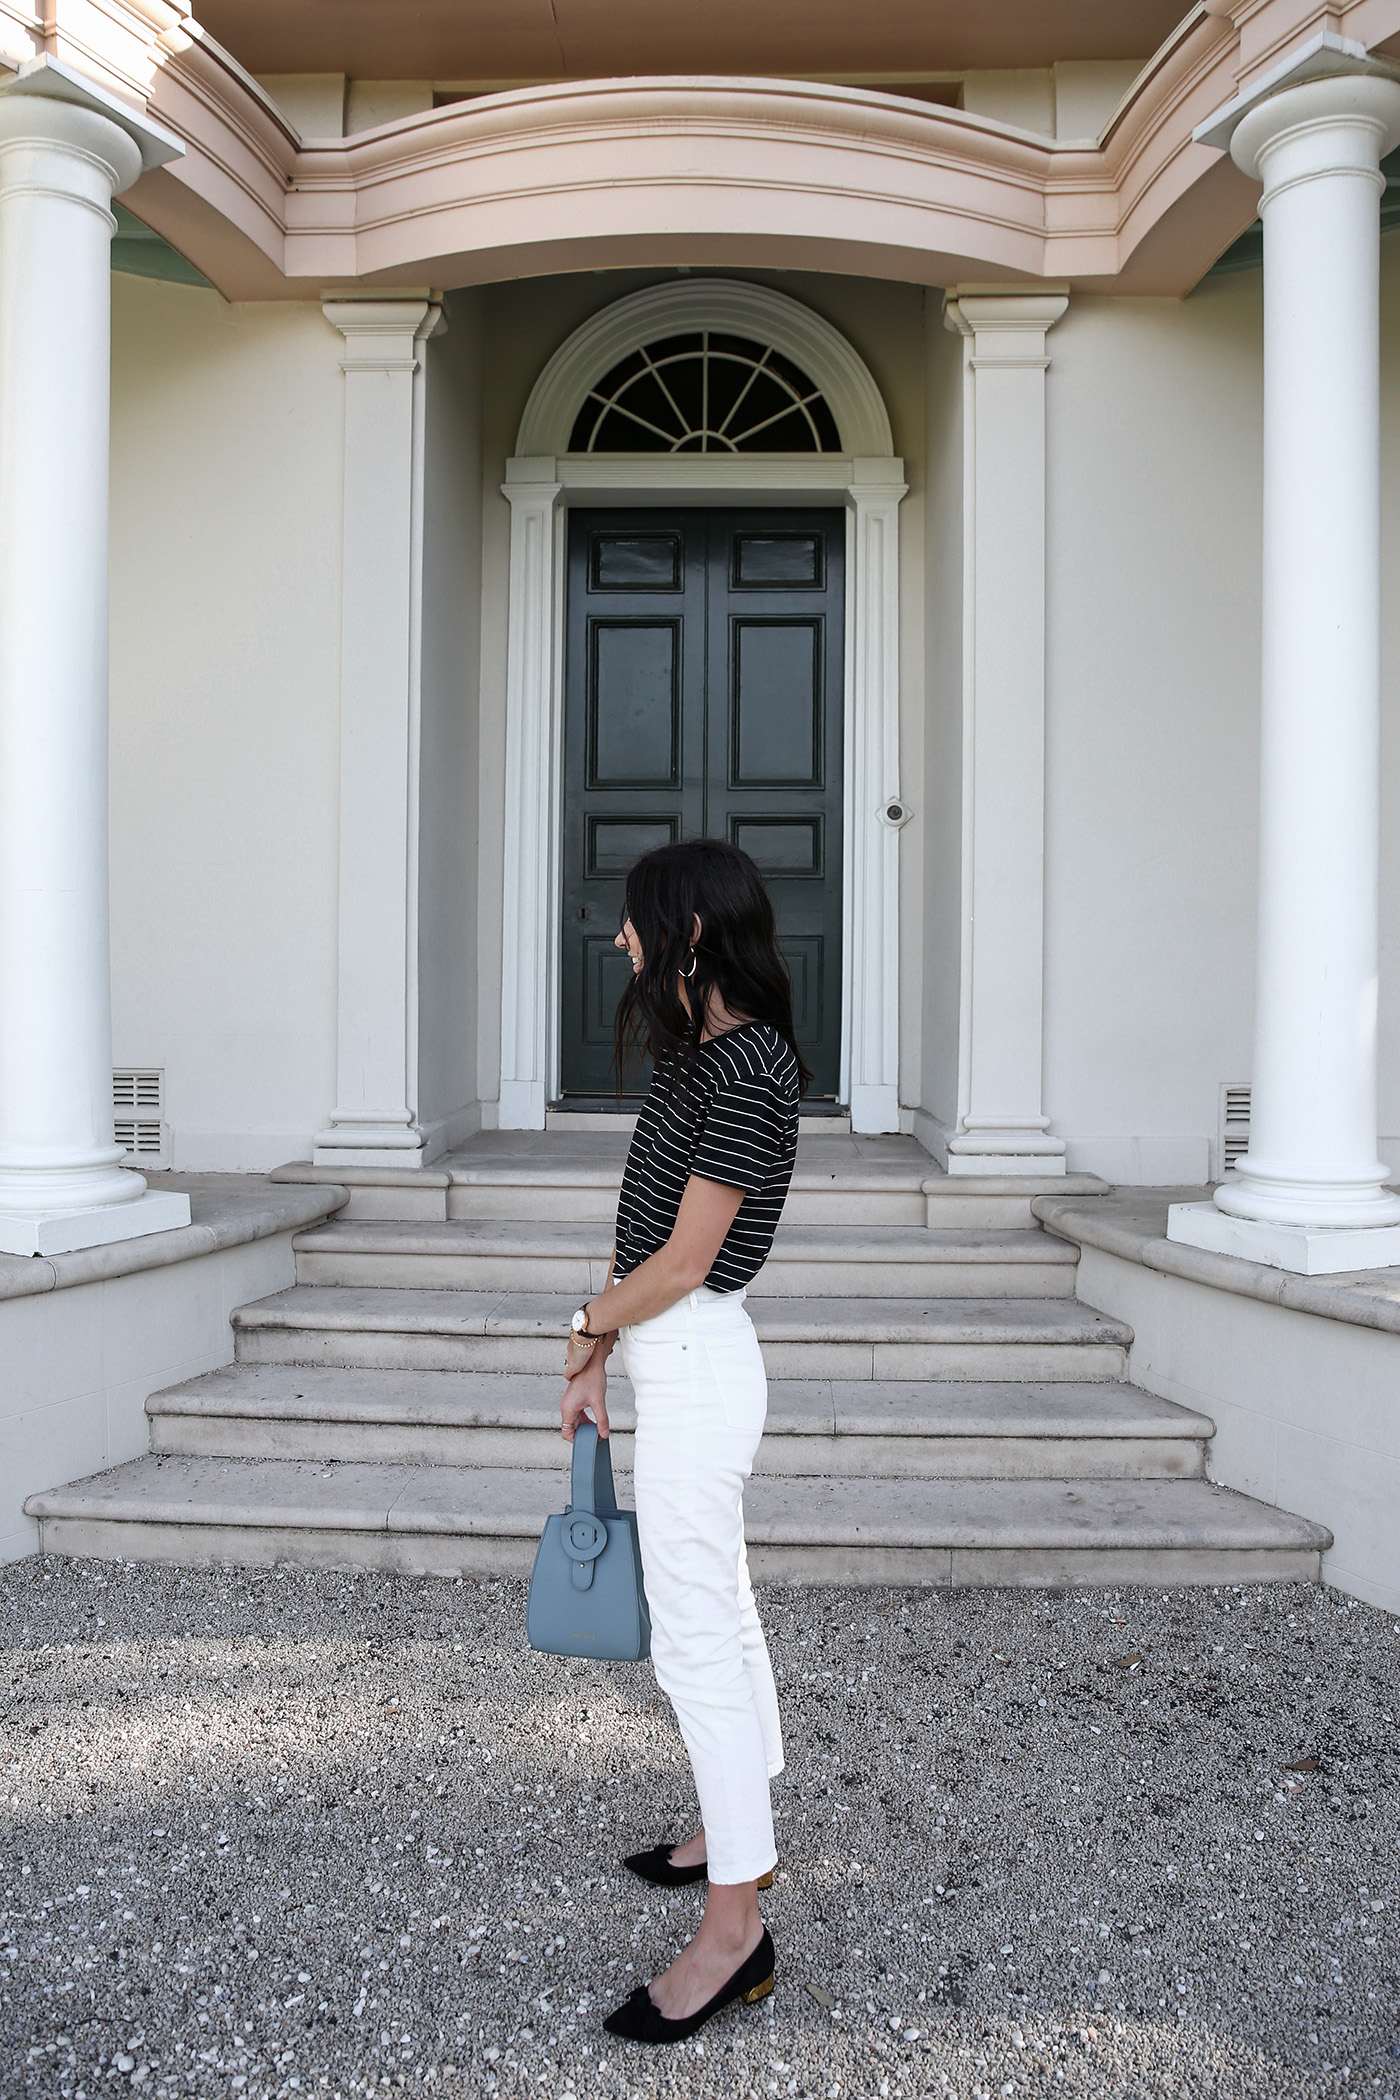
top-left (613, 837), bottom-right (811, 1097)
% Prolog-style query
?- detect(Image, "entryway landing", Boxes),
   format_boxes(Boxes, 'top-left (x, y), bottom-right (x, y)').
top-left (272, 1131), bottom-right (1109, 1230)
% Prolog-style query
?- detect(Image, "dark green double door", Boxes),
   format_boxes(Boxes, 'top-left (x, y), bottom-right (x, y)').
top-left (560, 507), bottom-right (845, 1100)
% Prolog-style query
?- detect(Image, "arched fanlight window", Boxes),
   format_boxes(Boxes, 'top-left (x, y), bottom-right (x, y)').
top-left (568, 330), bottom-right (842, 453)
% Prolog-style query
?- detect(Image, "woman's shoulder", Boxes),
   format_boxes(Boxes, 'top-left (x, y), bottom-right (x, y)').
top-left (705, 1021), bottom-right (799, 1093)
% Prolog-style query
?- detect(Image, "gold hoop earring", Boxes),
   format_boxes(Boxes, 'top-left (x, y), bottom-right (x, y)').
top-left (681, 948), bottom-right (698, 980)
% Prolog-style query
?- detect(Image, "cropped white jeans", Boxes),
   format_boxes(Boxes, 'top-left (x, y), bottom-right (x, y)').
top-left (616, 1284), bottom-right (784, 1885)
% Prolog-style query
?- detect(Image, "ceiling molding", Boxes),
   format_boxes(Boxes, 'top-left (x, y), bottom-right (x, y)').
top-left (75, 0), bottom-right (1400, 300)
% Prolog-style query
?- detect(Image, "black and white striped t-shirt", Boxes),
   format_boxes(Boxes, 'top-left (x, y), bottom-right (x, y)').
top-left (612, 1023), bottom-right (800, 1294)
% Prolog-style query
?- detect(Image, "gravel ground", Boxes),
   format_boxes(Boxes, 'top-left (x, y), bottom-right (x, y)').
top-left (3, 1558), bottom-right (1398, 2100)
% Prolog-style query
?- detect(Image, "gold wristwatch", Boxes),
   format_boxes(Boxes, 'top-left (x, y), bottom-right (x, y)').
top-left (569, 1306), bottom-right (597, 1352)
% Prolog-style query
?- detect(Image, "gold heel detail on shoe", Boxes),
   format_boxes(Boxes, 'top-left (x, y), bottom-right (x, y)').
top-left (757, 1871), bottom-right (774, 1891)
top-left (743, 1974), bottom-right (775, 2005)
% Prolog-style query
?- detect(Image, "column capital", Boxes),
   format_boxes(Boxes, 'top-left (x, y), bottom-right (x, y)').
top-left (502, 457), bottom-right (563, 507)
top-left (1233, 72), bottom-right (1400, 194)
top-left (0, 55), bottom-right (182, 186)
top-left (1195, 30), bottom-right (1400, 170)
top-left (322, 297), bottom-right (444, 373)
top-left (943, 289), bottom-right (1070, 367)
top-left (848, 457), bottom-right (909, 501)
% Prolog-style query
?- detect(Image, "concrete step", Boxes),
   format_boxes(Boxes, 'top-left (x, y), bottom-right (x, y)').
top-left (230, 1286), bottom-right (1132, 1382)
top-left (146, 1364), bottom-right (1210, 1480)
top-left (23, 1455), bottom-right (1330, 1588)
top-left (289, 1218), bottom-right (1080, 1299)
top-left (444, 1133), bottom-right (932, 1227)
top-left (273, 1137), bottom-right (1109, 1229)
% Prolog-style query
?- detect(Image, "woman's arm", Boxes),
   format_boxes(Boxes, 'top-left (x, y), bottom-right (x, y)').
top-left (568, 1173), bottom-right (745, 1355)
top-left (561, 1248), bottom-right (617, 1441)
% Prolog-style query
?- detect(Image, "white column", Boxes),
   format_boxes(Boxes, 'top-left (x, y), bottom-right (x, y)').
top-left (1170, 64), bottom-right (1400, 1275)
top-left (314, 298), bottom-right (443, 1170)
top-left (498, 461), bottom-right (563, 1130)
top-left (0, 60), bottom-right (189, 1256)
top-left (844, 461), bottom-right (908, 1133)
top-left (941, 291), bottom-right (1069, 1177)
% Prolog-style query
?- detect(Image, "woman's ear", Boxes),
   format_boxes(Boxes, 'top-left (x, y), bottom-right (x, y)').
top-left (691, 912), bottom-right (703, 947)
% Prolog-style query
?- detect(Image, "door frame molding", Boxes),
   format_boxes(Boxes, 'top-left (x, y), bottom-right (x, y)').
top-left (498, 287), bottom-right (906, 1132)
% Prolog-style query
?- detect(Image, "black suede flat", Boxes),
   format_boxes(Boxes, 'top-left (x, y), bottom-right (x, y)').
top-left (602, 1927), bottom-right (775, 2044)
top-left (622, 1842), bottom-right (707, 1888)
top-left (622, 1842), bottom-right (775, 1891)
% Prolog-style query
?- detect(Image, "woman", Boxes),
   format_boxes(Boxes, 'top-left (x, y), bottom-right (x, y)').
top-left (558, 836), bottom-right (806, 2047)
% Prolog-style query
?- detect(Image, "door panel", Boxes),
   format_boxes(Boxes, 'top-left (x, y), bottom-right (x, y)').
top-left (588, 623), bottom-right (681, 784)
top-left (729, 814), bottom-right (825, 876)
top-left (561, 507), bottom-right (844, 1099)
top-left (583, 936), bottom-right (638, 1050)
top-left (732, 529), bottom-right (824, 588)
top-left (708, 511), bottom-right (843, 1099)
top-left (586, 815), bottom-right (678, 876)
top-left (591, 531), bottom-right (682, 590)
top-left (731, 621), bottom-right (822, 784)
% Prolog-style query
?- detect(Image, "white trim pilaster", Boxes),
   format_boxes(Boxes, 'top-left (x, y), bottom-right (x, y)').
top-left (315, 297), bottom-right (444, 1170)
top-left (940, 288), bottom-right (1068, 1177)
top-left (498, 460), bottom-right (565, 1131)
top-left (845, 461), bottom-right (908, 1131)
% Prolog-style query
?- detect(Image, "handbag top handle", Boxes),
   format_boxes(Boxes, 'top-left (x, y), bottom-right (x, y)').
top-left (570, 1420), bottom-right (619, 1516)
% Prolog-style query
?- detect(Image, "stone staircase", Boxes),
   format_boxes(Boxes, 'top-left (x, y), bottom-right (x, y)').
top-left (24, 1133), bottom-right (1330, 1585)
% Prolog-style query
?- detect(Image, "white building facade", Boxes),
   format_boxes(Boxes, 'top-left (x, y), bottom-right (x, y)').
top-left (3, 0), bottom-right (1400, 1603)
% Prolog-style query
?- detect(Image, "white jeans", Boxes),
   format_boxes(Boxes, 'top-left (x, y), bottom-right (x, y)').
top-left (617, 1284), bottom-right (784, 1885)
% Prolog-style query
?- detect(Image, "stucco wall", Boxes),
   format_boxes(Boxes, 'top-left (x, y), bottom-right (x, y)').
top-left (1039, 250), bottom-right (1398, 1184)
top-left (110, 280), bottom-right (488, 1171)
top-left (109, 278), bottom-right (343, 1171)
top-left (1041, 274), bottom-right (1267, 1183)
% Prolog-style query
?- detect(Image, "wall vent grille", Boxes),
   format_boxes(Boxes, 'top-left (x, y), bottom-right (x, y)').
top-left (1219, 1083), bottom-right (1251, 1177)
top-left (113, 1069), bottom-right (168, 1165)
top-left (113, 1070), bottom-right (161, 1112)
top-left (114, 1118), bottom-right (164, 1156)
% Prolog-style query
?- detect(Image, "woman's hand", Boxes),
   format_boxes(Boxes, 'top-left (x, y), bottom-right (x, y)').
top-left (561, 1354), bottom-right (610, 1442)
top-left (563, 1333), bottom-right (603, 1381)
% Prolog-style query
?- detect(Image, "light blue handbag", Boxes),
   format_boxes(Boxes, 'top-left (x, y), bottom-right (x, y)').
top-left (526, 1422), bottom-right (651, 1662)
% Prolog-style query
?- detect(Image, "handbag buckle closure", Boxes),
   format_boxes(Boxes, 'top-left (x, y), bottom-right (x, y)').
top-left (565, 1511), bottom-right (608, 1590)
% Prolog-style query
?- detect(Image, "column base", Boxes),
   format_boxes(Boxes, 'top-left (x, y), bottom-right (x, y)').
top-left (312, 1145), bottom-right (429, 1170)
top-left (1167, 1200), bottom-right (1400, 1275)
top-left (497, 1080), bottom-right (547, 1132)
top-left (946, 1152), bottom-right (1068, 1179)
top-left (946, 1127), bottom-right (1067, 1178)
top-left (312, 1118), bottom-right (428, 1170)
top-left (0, 1187), bottom-right (191, 1259)
top-left (849, 1082), bottom-right (900, 1135)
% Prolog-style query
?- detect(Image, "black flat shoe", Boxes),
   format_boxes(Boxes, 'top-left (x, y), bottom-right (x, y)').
top-left (623, 1842), bottom-right (707, 1888)
top-left (602, 1927), bottom-right (775, 2045)
top-left (622, 1842), bottom-right (775, 1891)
